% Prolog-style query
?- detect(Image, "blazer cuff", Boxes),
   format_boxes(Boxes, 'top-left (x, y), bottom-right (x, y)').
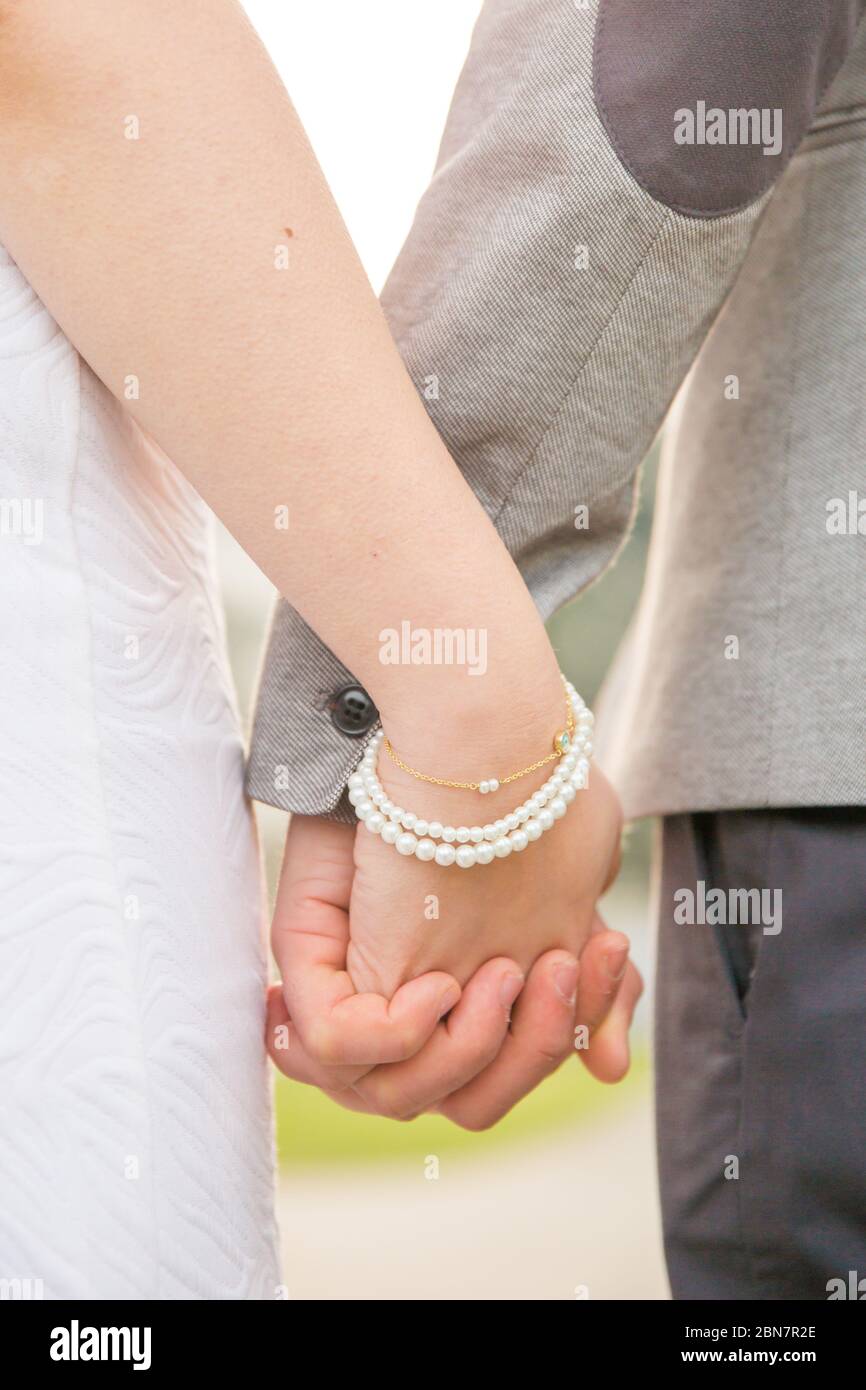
top-left (244, 599), bottom-right (379, 821)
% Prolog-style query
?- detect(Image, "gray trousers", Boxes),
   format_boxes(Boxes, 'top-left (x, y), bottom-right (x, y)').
top-left (656, 809), bottom-right (866, 1300)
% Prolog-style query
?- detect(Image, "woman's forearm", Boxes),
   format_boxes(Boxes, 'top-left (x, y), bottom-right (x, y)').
top-left (0, 0), bottom-right (564, 776)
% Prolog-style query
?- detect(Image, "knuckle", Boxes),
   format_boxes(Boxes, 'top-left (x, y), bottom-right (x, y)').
top-left (391, 1023), bottom-right (424, 1065)
top-left (304, 1018), bottom-right (342, 1067)
top-left (439, 1100), bottom-right (499, 1133)
top-left (454, 1038), bottom-right (502, 1081)
top-left (533, 1038), bottom-right (572, 1070)
top-left (373, 1084), bottom-right (420, 1122)
top-left (458, 1109), bottom-right (499, 1133)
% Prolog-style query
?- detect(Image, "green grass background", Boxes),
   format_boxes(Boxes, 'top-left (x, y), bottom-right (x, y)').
top-left (274, 1047), bottom-right (650, 1167)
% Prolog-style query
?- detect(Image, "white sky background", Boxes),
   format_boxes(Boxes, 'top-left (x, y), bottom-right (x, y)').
top-left (242, 1), bottom-right (481, 291)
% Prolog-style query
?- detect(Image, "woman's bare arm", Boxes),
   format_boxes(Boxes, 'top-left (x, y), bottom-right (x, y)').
top-left (0, 0), bottom-right (564, 769)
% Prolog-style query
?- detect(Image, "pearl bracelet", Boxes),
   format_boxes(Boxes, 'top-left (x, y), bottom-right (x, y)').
top-left (382, 672), bottom-right (576, 793)
top-left (347, 678), bottom-right (594, 868)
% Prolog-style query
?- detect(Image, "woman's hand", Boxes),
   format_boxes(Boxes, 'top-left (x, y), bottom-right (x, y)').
top-left (348, 756), bottom-right (625, 998)
top-left (267, 786), bottom-right (643, 1129)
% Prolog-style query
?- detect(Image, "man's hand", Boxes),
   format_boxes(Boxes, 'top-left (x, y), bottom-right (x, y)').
top-left (267, 782), bottom-right (642, 1128)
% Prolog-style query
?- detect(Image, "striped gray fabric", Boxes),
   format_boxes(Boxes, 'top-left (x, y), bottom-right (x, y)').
top-left (599, 40), bottom-right (866, 814)
top-left (246, 0), bottom-right (866, 822)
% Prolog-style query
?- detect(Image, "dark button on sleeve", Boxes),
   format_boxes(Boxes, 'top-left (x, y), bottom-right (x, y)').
top-left (329, 685), bottom-right (378, 737)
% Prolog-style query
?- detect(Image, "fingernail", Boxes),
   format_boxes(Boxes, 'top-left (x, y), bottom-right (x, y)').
top-left (438, 984), bottom-right (461, 1018)
top-left (604, 946), bottom-right (629, 982)
top-left (553, 957), bottom-right (579, 1006)
top-left (499, 971), bottom-right (524, 1011)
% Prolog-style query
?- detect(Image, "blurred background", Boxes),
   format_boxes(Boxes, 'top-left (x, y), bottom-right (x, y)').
top-left (216, 1), bottom-right (668, 1300)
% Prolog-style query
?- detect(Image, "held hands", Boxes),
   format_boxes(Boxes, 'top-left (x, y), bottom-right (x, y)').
top-left (267, 762), bottom-right (642, 1129)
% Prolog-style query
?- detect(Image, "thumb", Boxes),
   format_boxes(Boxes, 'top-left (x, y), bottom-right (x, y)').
top-left (272, 815), bottom-right (461, 1068)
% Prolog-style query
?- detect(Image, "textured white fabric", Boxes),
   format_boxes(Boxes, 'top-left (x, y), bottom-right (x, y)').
top-left (0, 245), bottom-right (280, 1299)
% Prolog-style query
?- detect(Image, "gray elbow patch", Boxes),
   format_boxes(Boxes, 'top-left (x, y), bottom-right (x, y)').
top-left (593, 0), bottom-right (866, 218)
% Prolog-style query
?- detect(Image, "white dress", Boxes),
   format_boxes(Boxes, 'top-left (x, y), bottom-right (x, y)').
top-left (0, 244), bottom-right (280, 1299)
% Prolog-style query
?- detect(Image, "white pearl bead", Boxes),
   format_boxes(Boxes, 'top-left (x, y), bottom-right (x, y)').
top-left (493, 837), bottom-right (512, 859)
top-left (509, 828), bottom-right (529, 852)
top-left (456, 845), bottom-right (477, 869)
top-left (401, 811), bottom-right (417, 830)
top-left (488, 778), bottom-right (500, 793)
top-left (549, 795), bottom-right (567, 819)
top-left (428, 821), bottom-right (444, 839)
top-left (504, 813), bottom-right (519, 832)
top-left (381, 822), bottom-right (400, 845)
top-left (389, 806), bottom-right (405, 823)
top-left (434, 843), bottom-right (456, 867)
top-left (582, 740), bottom-right (594, 757)
top-left (469, 826), bottom-right (484, 843)
top-left (414, 819), bottom-right (429, 838)
top-left (455, 826), bottom-right (471, 843)
top-left (494, 820), bottom-right (507, 836)
top-left (538, 808), bottom-right (554, 831)
top-left (479, 780), bottom-right (490, 795)
top-left (561, 782), bottom-right (576, 804)
top-left (483, 824), bottom-right (498, 841)
top-left (347, 773), bottom-right (364, 791)
top-left (396, 832), bottom-right (418, 856)
top-left (348, 787), bottom-right (367, 807)
top-left (475, 841), bottom-right (495, 865)
top-left (530, 792), bottom-right (546, 811)
top-left (525, 817), bottom-right (542, 841)
top-left (442, 826), bottom-right (457, 843)
top-left (515, 805), bottom-right (530, 823)
top-left (415, 838), bottom-right (436, 862)
top-left (371, 788), bottom-right (386, 806)
top-left (365, 812), bottom-right (385, 833)
top-left (355, 799), bottom-right (374, 818)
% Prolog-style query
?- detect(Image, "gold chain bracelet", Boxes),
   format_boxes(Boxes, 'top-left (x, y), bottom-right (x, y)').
top-left (382, 674), bottom-right (576, 795)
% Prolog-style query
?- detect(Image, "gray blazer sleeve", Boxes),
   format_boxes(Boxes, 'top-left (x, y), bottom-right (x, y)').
top-left (245, 0), bottom-right (865, 817)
